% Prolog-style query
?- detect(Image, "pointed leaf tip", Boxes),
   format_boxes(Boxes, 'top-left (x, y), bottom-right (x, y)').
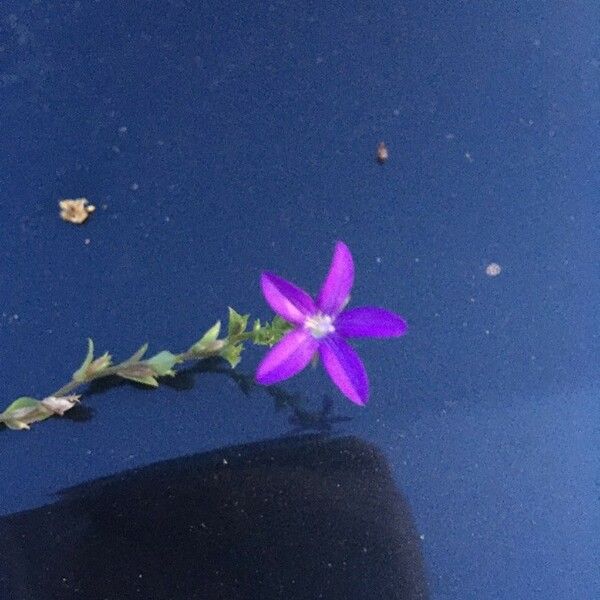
top-left (190, 320), bottom-right (223, 355)
top-left (127, 342), bottom-right (149, 363)
top-left (73, 338), bottom-right (95, 382)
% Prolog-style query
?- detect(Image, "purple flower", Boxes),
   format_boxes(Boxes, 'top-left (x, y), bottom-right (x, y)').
top-left (256, 241), bottom-right (408, 405)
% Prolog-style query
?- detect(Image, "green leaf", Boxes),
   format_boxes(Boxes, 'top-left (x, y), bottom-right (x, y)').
top-left (145, 350), bottom-right (178, 377)
top-left (227, 307), bottom-right (249, 338)
top-left (272, 315), bottom-right (290, 329)
top-left (3, 397), bottom-right (40, 412)
top-left (189, 320), bottom-right (223, 354)
top-left (250, 315), bottom-right (293, 346)
top-left (87, 351), bottom-right (112, 376)
top-left (125, 342), bottom-right (149, 364)
top-left (201, 320), bottom-right (221, 344)
top-left (219, 342), bottom-right (244, 369)
top-left (124, 375), bottom-right (159, 387)
top-left (116, 363), bottom-right (159, 387)
top-left (0, 397), bottom-right (53, 430)
top-left (72, 339), bottom-right (111, 381)
top-left (73, 338), bottom-right (94, 382)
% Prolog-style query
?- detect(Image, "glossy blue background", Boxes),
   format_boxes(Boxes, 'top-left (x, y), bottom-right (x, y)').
top-left (1, 1), bottom-right (598, 598)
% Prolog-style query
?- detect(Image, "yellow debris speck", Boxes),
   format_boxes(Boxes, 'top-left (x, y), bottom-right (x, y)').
top-left (59, 198), bottom-right (95, 224)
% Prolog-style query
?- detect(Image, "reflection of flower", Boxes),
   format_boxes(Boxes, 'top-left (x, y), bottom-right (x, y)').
top-left (256, 241), bottom-right (408, 405)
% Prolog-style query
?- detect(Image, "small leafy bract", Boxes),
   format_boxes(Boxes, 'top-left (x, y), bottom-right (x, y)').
top-left (227, 307), bottom-right (249, 338)
top-left (0, 397), bottom-right (53, 430)
top-left (73, 338), bottom-right (95, 382)
top-left (145, 351), bottom-right (178, 377)
top-left (189, 321), bottom-right (222, 354)
top-left (219, 342), bottom-right (243, 369)
top-left (116, 363), bottom-right (159, 387)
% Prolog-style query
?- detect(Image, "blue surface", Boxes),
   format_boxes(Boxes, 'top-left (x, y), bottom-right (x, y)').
top-left (0, 1), bottom-right (598, 598)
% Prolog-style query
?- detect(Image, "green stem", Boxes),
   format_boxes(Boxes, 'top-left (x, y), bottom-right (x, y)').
top-left (2, 311), bottom-right (292, 431)
top-left (52, 347), bottom-right (224, 398)
top-left (52, 380), bottom-right (82, 397)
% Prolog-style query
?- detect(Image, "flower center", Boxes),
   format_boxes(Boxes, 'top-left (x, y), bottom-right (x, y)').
top-left (304, 313), bottom-right (335, 339)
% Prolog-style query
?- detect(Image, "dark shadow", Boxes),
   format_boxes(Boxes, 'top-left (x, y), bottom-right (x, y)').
top-left (173, 360), bottom-right (354, 434)
top-left (169, 359), bottom-right (354, 435)
top-left (60, 402), bottom-right (94, 423)
top-left (285, 394), bottom-right (353, 435)
top-left (0, 435), bottom-right (428, 600)
top-left (64, 357), bottom-right (355, 436)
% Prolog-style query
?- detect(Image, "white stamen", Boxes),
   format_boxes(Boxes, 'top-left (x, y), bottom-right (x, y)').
top-left (304, 313), bottom-right (335, 339)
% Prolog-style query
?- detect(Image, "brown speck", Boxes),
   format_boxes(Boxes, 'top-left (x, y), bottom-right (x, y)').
top-left (376, 142), bottom-right (388, 164)
top-left (485, 262), bottom-right (502, 277)
top-left (59, 198), bottom-right (95, 224)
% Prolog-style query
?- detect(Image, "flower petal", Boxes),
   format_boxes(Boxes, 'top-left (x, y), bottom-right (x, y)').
top-left (256, 328), bottom-right (319, 385)
top-left (261, 272), bottom-right (316, 324)
top-left (316, 241), bottom-right (354, 316)
top-left (335, 307), bottom-right (408, 338)
top-left (319, 334), bottom-right (369, 405)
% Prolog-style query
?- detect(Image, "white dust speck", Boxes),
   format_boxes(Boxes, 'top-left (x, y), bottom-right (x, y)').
top-left (485, 262), bottom-right (502, 277)
top-left (130, 182), bottom-right (139, 191)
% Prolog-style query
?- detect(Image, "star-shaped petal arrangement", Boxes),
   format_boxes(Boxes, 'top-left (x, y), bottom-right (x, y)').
top-left (256, 241), bottom-right (408, 405)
